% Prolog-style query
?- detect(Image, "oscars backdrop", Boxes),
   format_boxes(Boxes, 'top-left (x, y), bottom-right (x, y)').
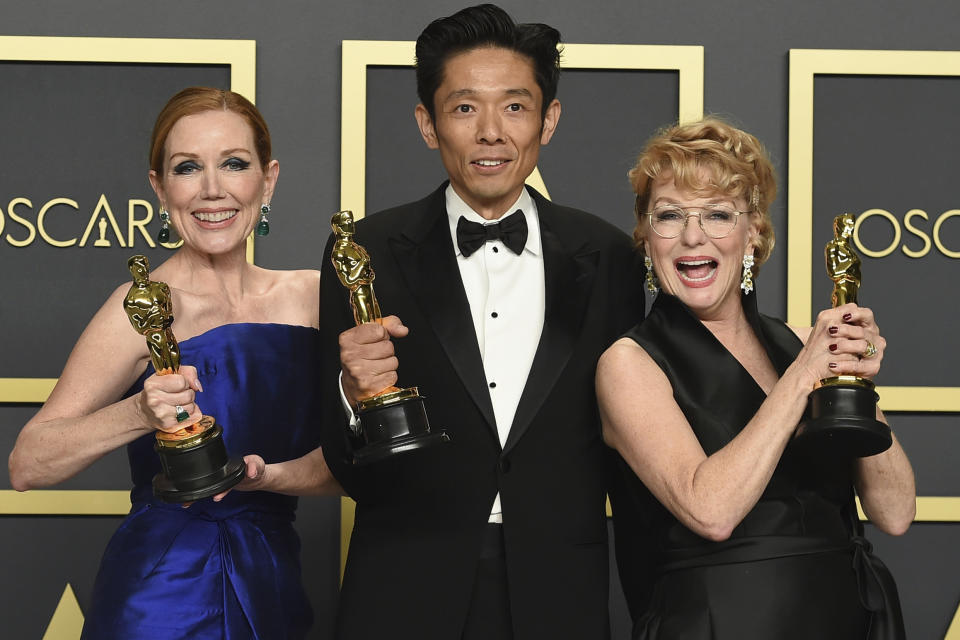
top-left (1, 2), bottom-right (958, 638)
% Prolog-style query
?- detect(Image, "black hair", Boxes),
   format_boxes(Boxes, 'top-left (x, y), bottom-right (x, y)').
top-left (415, 4), bottom-right (562, 121)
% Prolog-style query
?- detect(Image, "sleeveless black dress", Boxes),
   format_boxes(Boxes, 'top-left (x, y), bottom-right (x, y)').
top-left (609, 292), bottom-right (904, 640)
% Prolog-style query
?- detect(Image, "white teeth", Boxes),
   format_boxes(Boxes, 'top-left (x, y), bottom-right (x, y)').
top-left (676, 259), bottom-right (717, 283)
top-left (678, 269), bottom-right (716, 282)
top-left (475, 160), bottom-right (505, 166)
top-left (193, 210), bottom-right (237, 222)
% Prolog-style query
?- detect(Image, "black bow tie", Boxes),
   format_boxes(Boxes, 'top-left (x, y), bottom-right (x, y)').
top-left (456, 210), bottom-right (528, 257)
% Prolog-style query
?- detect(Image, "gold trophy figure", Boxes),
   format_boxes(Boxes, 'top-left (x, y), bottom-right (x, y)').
top-left (794, 215), bottom-right (892, 457)
top-left (330, 211), bottom-right (449, 464)
top-left (825, 213), bottom-right (861, 307)
top-left (123, 255), bottom-right (245, 501)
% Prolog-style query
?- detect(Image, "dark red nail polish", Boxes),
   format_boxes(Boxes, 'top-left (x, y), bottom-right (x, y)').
top-left (828, 362), bottom-right (837, 369)
top-left (828, 326), bottom-right (838, 335)
top-left (829, 344), bottom-right (838, 351)
top-left (842, 313), bottom-right (852, 322)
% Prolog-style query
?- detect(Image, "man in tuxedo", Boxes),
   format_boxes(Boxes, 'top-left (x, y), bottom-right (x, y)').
top-left (318, 5), bottom-right (644, 639)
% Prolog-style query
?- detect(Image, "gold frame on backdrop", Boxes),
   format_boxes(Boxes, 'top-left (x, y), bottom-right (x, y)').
top-left (787, 48), bottom-right (960, 412)
top-left (338, 39), bottom-right (705, 575)
top-left (0, 35), bottom-right (257, 517)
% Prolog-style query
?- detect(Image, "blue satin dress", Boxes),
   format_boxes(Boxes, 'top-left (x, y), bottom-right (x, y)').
top-left (81, 324), bottom-right (320, 640)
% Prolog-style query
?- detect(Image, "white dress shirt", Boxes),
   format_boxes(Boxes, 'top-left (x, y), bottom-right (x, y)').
top-left (445, 185), bottom-right (545, 522)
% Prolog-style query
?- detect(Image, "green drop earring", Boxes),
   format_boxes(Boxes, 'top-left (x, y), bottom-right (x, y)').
top-left (256, 204), bottom-right (271, 237)
top-left (157, 208), bottom-right (171, 243)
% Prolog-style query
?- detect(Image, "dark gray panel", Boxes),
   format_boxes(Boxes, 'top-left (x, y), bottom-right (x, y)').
top-left (0, 62), bottom-right (229, 378)
top-left (0, 515), bottom-right (122, 637)
top-left (868, 523), bottom-right (960, 639)
top-left (813, 75), bottom-right (960, 388)
top-left (889, 412), bottom-right (960, 496)
top-left (365, 67), bottom-right (446, 214)
top-left (539, 69), bottom-right (678, 234)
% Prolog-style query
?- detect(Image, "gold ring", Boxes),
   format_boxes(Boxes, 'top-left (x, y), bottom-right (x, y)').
top-left (862, 341), bottom-right (878, 359)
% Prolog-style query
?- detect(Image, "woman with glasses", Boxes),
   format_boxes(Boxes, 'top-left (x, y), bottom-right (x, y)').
top-left (597, 118), bottom-right (914, 639)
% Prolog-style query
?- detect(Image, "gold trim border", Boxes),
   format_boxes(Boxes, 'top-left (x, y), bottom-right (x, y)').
top-left (0, 490), bottom-right (130, 515)
top-left (0, 36), bottom-right (257, 401)
top-left (787, 49), bottom-right (960, 412)
top-left (340, 40), bottom-right (704, 219)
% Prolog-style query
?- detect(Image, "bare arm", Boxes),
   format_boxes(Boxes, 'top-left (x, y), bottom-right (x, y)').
top-left (8, 285), bottom-right (202, 490)
top-left (214, 447), bottom-right (345, 499)
top-left (599, 304), bottom-right (881, 541)
top-left (854, 419), bottom-right (915, 535)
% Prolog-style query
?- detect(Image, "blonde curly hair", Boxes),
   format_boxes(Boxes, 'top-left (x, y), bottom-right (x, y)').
top-left (629, 117), bottom-right (777, 272)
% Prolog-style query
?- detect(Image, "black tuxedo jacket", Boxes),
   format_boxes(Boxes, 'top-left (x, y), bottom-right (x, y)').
top-left (318, 184), bottom-right (644, 640)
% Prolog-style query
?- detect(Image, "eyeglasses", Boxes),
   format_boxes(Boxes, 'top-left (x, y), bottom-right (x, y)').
top-left (642, 205), bottom-right (750, 239)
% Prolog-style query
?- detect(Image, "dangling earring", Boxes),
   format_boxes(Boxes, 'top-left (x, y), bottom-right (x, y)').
top-left (256, 204), bottom-right (271, 237)
top-left (644, 255), bottom-right (659, 294)
top-left (157, 208), bottom-right (170, 244)
top-left (741, 254), bottom-right (755, 295)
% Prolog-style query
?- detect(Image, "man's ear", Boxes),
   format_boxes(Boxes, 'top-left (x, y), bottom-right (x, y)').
top-left (414, 103), bottom-right (439, 150)
top-left (539, 99), bottom-right (562, 146)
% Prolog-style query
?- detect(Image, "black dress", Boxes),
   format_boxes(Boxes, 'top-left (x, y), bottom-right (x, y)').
top-left (609, 292), bottom-right (905, 640)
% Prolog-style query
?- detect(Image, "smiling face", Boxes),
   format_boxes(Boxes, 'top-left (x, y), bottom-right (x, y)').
top-left (414, 46), bottom-right (560, 220)
top-left (149, 109), bottom-right (278, 256)
top-left (644, 172), bottom-right (760, 320)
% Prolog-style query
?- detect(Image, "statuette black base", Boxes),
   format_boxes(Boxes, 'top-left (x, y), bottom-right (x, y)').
top-left (354, 391), bottom-right (449, 465)
top-left (152, 421), bottom-right (245, 503)
top-left (795, 380), bottom-right (892, 458)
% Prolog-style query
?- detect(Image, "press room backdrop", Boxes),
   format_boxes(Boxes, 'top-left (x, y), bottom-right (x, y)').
top-left (1, 1), bottom-right (958, 638)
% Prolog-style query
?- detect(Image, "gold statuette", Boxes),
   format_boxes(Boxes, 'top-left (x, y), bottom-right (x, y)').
top-left (123, 255), bottom-right (244, 501)
top-left (330, 211), bottom-right (448, 464)
top-left (794, 215), bottom-right (892, 458)
top-left (825, 213), bottom-right (861, 307)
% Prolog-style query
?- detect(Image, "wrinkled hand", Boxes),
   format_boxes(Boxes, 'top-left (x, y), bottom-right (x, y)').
top-left (136, 365), bottom-right (204, 433)
top-left (340, 315), bottom-right (409, 406)
top-left (796, 303), bottom-right (886, 387)
top-left (212, 454), bottom-right (266, 502)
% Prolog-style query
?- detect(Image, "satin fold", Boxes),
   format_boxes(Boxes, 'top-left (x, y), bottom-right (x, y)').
top-left (81, 324), bottom-right (320, 640)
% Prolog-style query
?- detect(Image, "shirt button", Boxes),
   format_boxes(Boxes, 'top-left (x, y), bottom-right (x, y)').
top-left (492, 246), bottom-right (499, 253)
top-left (489, 381), bottom-right (497, 388)
top-left (491, 312), bottom-right (498, 318)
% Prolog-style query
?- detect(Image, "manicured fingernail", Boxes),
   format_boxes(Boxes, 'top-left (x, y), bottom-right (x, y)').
top-left (842, 313), bottom-right (852, 322)
top-left (828, 326), bottom-right (838, 335)
top-left (196, 380), bottom-right (204, 392)
top-left (828, 362), bottom-right (837, 369)
top-left (829, 344), bottom-right (838, 351)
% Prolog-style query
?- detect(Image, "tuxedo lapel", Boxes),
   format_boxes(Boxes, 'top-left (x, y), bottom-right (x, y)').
top-left (503, 199), bottom-right (598, 454)
top-left (389, 189), bottom-right (498, 437)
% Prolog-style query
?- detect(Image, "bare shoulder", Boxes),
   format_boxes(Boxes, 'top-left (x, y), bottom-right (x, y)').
top-left (272, 268), bottom-right (321, 300)
top-left (599, 337), bottom-right (658, 374)
top-left (261, 268), bottom-right (321, 328)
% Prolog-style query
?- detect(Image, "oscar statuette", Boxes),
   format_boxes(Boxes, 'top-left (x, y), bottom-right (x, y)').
top-left (794, 214), bottom-right (893, 457)
top-left (330, 210), bottom-right (449, 465)
top-left (123, 255), bottom-right (245, 501)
